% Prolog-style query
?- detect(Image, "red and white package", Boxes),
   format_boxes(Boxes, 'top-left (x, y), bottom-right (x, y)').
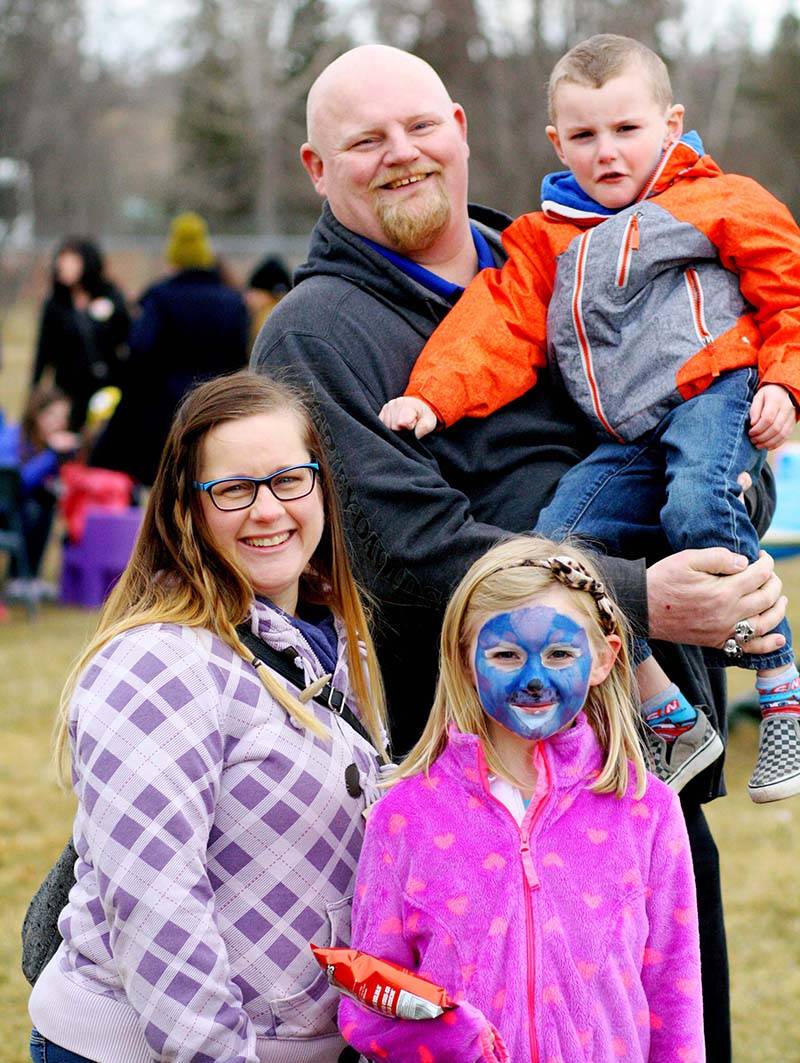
top-left (310, 944), bottom-right (457, 1020)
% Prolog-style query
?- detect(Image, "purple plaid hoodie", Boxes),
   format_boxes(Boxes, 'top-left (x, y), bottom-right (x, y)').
top-left (340, 718), bottom-right (704, 1063)
top-left (29, 599), bottom-right (381, 1063)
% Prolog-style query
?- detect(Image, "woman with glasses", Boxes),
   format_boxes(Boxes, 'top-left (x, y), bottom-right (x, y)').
top-left (28, 371), bottom-right (388, 1063)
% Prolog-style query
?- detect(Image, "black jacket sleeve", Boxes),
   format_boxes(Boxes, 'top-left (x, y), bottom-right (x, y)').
top-left (31, 300), bottom-right (58, 386)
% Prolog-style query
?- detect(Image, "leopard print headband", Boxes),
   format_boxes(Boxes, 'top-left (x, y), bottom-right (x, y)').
top-left (497, 555), bottom-right (618, 634)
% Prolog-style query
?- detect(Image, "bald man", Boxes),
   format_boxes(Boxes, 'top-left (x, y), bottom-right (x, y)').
top-left (252, 49), bottom-right (779, 1058)
top-left (300, 46), bottom-right (475, 283)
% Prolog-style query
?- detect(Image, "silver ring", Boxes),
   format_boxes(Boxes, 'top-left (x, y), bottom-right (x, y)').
top-left (723, 637), bottom-right (743, 660)
top-left (734, 619), bottom-right (756, 645)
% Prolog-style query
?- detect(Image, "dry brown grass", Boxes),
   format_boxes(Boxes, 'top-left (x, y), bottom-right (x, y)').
top-left (2, 291), bottom-right (800, 1061)
top-left (2, 605), bottom-right (799, 1061)
top-left (707, 720), bottom-right (800, 1061)
top-left (0, 606), bottom-right (91, 1058)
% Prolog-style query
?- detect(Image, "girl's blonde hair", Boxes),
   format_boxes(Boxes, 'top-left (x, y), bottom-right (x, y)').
top-left (395, 535), bottom-right (646, 798)
top-left (54, 371), bottom-right (387, 783)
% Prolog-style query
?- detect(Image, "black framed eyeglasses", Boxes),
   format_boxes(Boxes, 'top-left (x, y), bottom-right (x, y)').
top-left (193, 462), bottom-right (320, 511)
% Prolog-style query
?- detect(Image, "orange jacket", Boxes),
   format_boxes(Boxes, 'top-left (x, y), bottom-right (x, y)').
top-left (408, 141), bottom-right (800, 442)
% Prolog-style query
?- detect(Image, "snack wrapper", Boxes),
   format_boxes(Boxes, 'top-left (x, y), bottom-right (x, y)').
top-left (310, 944), bottom-right (456, 1020)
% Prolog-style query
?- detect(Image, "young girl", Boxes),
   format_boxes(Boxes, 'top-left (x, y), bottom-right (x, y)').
top-left (340, 536), bottom-right (703, 1063)
top-left (0, 386), bottom-right (78, 596)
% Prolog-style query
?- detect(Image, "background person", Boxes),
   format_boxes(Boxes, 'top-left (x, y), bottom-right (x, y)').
top-left (0, 385), bottom-right (79, 597)
top-left (90, 211), bottom-right (249, 486)
top-left (28, 371), bottom-right (387, 1063)
top-left (31, 237), bottom-right (131, 432)
top-left (245, 255), bottom-right (292, 348)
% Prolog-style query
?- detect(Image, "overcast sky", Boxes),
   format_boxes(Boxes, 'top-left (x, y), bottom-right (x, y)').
top-left (83, 0), bottom-right (800, 67)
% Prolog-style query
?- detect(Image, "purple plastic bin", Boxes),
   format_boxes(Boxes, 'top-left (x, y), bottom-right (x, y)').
top-left (60, 506), bottom-right (143, 607)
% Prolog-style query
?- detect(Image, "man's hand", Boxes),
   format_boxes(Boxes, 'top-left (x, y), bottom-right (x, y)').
top-left (749, 384), bottom-right (796, 450)
top-left (379, 396), bottom-right (438, 438)
top-left (647, 547), bottom-right (786, 654)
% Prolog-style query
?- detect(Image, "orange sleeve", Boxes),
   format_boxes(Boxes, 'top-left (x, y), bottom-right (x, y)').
top-left (406, 213), bottom-right (556, 427)
top-left (703, 177), bottom-right (800, 407)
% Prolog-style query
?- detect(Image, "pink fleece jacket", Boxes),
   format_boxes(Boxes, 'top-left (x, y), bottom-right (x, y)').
top-left (340, 716), bottom-right (704, 1063)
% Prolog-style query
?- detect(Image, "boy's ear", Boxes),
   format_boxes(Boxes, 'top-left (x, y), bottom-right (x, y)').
top-left (664, 103), bottom-right (685, 147)
top-left (546, 125), bottom-right (567, 165)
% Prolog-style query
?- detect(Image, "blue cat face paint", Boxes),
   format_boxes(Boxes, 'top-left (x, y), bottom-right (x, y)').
top-left (474, 605), bottom-right (593, 741)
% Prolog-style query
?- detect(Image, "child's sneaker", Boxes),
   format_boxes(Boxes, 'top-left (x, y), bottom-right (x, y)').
top-left (643, 710), bottom-right (724, 792)
top-left (747, 714), bottom-right (800, 803)
top-left (749, 667), bottom-right (800, 803)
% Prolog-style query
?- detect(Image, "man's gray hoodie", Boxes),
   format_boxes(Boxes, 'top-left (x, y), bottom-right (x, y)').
top-left (252, 201), bottom-right (774, 800)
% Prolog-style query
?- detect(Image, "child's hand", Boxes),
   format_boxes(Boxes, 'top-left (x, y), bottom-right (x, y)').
top-left (478, 1021), bottom-right (509, 1062)
top-left (379, 396), bottom-right (438, 439)
top-left (749, 384), bottom-right (797, 450)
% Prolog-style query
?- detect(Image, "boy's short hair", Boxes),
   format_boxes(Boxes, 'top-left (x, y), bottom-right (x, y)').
top-left (548, 34), bottom-right (672, 121)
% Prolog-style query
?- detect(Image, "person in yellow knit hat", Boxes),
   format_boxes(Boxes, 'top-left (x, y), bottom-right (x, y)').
top-left (164, 211), bottom-right (215, 270)
top-left (90, 212), bottom-right (248, 485)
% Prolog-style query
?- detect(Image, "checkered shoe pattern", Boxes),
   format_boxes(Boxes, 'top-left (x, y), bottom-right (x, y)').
top-left (748, 713), bottom-right (800, 803)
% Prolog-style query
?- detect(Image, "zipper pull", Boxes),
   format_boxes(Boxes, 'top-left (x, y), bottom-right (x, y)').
top-left (630, 214), bottom-right (640, 250)
top-left (520, 839), bottom-right (539, 889)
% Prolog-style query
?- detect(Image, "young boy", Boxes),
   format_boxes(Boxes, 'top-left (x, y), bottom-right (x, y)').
top-left (380, 34), bottom-right (800, 802)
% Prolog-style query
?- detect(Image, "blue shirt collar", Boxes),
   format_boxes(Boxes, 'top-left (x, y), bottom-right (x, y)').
top-left (361, 224), bottom-right (496, 298)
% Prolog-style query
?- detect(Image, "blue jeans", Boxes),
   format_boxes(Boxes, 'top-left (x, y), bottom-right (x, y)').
top-left (536, 368), bottom-right (793, 671)
top-left (29, 1030), bottom-right (95, 1063)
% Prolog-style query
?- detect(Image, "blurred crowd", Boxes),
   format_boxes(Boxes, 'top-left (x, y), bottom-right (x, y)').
top-left (0, 212), bottom-right (293, 616)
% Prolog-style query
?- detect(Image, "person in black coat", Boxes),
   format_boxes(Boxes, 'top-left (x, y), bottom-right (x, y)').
top-left (31, 238), bottom-right (131, 431)
top-left (91, 213), bottom-right (249, 485)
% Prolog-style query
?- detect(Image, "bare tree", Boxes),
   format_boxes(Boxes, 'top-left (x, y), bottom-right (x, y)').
top-left (172, 0), bottom-right (258, 229)
top-left (0, 0), bottom-right (125, 233)
top-left (234, 0), bottom-right (350, 234)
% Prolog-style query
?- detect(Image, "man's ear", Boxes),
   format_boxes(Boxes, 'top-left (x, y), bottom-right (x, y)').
top-left (300, 143), bottom-right (326, 197)
top-left (546, 125), bottom-right (567, 166)
top-left (453, 102), bottom-right (470, 157)
top-left (664, 103), bottom-right (685, 148)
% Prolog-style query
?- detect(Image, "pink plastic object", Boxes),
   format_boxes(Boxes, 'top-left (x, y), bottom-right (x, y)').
top-left (60, 506), bottom-right (143, 607)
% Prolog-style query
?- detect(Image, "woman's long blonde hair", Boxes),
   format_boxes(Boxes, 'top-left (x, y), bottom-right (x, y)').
top-left (54, 371), bottom-right (387, 782)
top-left (394, 536), bottom-right (646, 798)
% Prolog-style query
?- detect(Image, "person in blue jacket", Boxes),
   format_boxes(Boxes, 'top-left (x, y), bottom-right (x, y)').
top-left (0, 386), bottom-right (79, 594)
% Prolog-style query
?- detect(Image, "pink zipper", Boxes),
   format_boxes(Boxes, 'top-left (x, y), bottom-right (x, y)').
top-left (521, 746), bottom-right (551, 1063)
top-left (476, 741), bottom-right (551, 1063)
top-left (615, 213), bottom-right (640, 287)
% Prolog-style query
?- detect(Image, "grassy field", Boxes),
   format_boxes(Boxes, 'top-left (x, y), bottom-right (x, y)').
top-left (2, 609), bottom-right (799, 1061)
top-left (2, 294), bottom-right (800, 1060)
